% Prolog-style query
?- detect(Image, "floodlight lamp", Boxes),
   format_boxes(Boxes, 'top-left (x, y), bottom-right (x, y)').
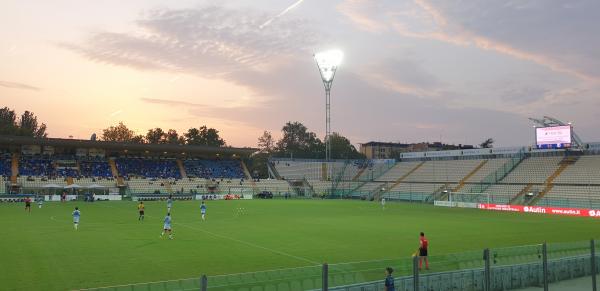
top-left (314, 49), bottom-right (344, 82)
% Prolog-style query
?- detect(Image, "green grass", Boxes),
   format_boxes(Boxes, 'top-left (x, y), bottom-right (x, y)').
top-left (1, 199), bottom-right (599, 290)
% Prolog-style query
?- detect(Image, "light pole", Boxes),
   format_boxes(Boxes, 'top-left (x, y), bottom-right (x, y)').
top-left (314, 49), bottom-right (343, 162)
top-left (314, 49), bottom-right (343, 197)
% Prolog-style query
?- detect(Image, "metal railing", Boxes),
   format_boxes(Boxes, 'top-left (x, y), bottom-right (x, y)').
top-left (78, 239), bottom-right (600, 291)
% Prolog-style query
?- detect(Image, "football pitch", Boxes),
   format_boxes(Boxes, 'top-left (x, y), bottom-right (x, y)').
top-left (2, 199), bottom-right (599, 291)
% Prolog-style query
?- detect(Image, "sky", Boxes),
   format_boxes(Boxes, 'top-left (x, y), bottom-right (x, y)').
top-left (1, 0), bottom-right (599, 148)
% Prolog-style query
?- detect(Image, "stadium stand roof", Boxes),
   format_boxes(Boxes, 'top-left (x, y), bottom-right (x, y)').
top-left (0, 135), bottom-right (258, 157)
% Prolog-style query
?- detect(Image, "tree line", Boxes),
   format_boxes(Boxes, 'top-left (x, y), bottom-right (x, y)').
top-left (100, 122), bottom-right (225, 147)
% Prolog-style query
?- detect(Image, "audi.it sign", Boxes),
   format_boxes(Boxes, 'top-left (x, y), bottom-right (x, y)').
top-left (478, 204), bottom-right (600, 218)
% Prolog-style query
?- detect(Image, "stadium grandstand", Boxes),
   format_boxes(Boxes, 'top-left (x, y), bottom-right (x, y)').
top-left (3, 133), bottom-right (600, 209)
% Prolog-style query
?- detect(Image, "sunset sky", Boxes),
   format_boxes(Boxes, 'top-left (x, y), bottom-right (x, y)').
top-left (1, 0), bottom-right (599, 148)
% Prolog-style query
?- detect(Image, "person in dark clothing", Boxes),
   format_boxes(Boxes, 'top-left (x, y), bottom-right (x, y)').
top-left (384, 267), bottom-right (395, 291)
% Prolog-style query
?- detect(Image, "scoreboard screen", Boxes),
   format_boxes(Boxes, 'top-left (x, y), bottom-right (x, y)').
top-left (536, 125), bottom-right (572, 149)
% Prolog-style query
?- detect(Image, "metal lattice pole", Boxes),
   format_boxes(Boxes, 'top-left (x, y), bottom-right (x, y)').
top-left (325, 87), bottom-right (331, 162)
top-left (592, 240), bottom-right (597, 291)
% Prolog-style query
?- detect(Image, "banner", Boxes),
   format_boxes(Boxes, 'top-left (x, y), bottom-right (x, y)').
top-left (435, 201), bottom-right (478, 209)
top-left (478, 203), bottom-right (600, 218)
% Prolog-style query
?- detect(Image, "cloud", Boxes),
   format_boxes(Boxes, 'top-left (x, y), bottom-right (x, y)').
top-left (364, 58), bottom-right (443, 97)
top-left (337, 0), bottom-right (388, 33)
top-left (338, 0), bottom-right (600, 83)
top-left (0, 80), bottom-right (40, 91)
top-left (62, 6), bottom-right (318, 78)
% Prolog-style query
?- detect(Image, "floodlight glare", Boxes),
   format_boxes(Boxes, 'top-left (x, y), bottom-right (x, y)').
top-left (314, 49), bottom-right (343, 83)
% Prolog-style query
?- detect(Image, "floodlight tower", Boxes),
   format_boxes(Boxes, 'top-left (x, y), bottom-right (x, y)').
top-left (314, 49), bottom-right (343, 162)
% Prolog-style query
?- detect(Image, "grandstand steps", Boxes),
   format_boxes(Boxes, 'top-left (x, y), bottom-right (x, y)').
top-left (332, 161), bottom-right (349, 192)
top-left (370, 182), bottom-right (390, 200)
top-left (108, 159), bottom-right (119, 177)
top-left (302, 178), bottom-right (316, 197)
top-left (66, 177), bottom-right (74, 185)
top-left (352, 166), bottom-right (367, 181)
top-left (116, 177), bottom-right (125, 187)
top-left (510, 183), bottom-right (534, 205)
top-left (386, 161), bottom-right (426, 192)
top-left (321, 163), bottom-right (328, 181)
top-left (267, 162), bottom-right (281, 180)
top-left (528, 157), bottom-right (575, 206)
top-left (176, 159), bottom-right (187, 178)
top-left (429, 184), bottom-right (452, 202)
top-left (240, 160), bottom-right (252, 180)
top-left (453, 160), bottom-right (488, 192)
top-left (11, 153), bottom-right (19, 177)
top-left (164, 180), bottom-right (173, 194)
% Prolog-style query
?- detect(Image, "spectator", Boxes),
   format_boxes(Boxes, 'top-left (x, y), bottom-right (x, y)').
top-left (384, 267), bottom-right (395, 291)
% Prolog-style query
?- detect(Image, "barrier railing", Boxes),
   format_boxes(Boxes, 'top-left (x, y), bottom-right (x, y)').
top-left (77, 239), bottom-right (600, 291)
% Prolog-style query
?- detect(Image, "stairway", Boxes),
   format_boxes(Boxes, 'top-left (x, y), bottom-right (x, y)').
top-left (509, 183), bottom-right (533, 205)
top-left (267, 162), bottom-right (281, 180)
top-left (321, 163), bottom-right (328, 181)
top-left (108, 159), bottom-right (119, 177)
top-left (164, 180), bottom-right (173, 194)
top-left (453, 160), bottom-right (488, 192)
top-left (352, 167), bottom-right (367, 181)
top-left (386, 161), bottom-right (426, 192)
top-left (66, 177), bottom-right (74, 185)
top-left (176, 159), bottom-right (187, 178)
top-left (528, 156), bottom-right (577, 205)
top-left (11, 153), bottom-right (19, 177)
top-left (240, 160), bottom-right (252, 180)
top-left (240, 160), bottom-right (259, 194)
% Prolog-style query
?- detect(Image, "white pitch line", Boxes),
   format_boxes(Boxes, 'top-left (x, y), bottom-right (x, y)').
top-left (96, 202), bottom-right (318, 265)
top-left (175, 221), bottom-right (318, 264)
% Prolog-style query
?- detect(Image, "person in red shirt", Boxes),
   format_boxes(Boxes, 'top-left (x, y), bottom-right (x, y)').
top-left (24, 197), bottom-right (32, 213)
top-left (419, 232), bottom-right (429, 270)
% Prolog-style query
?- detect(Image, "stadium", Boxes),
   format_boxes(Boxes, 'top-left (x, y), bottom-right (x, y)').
top-left (2, 1), bottom-right (600, 291)
top-left (1, 117), bottom-right (600, 291)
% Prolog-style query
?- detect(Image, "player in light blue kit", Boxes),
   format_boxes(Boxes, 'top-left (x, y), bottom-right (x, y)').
top-left (200, 201), bottom-right (207, 221)
top-left (72, 207), bottom-right (81, 230)
top-left (167, 195), bottom-right (173, 213)
top-left (161, 213), bottom-right (173, 239)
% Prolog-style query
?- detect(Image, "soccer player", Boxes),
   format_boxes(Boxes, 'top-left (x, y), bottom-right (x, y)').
top-left (418, 232), bottom-right (429, 270)
top-left (384, 267), bottom-right (395, 291)
top-left (37, 196), bottom-right (44, 209)
top-left (167, 196), bottom-right (173, 213)
top-left (72, 207), bottom-right (81, 230)
top-left (161, 213), bottom-right (173, 239)
top-left (24, 197), bottom-right (32, 213)
top-left (381, 197), bottom-right (386, 210)
top-left (138, 201), bottom-right (145, 221)
top-left (200, 201), bottom-right (207, 221)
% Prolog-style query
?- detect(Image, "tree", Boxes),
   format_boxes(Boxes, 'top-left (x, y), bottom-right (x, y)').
top-left (204, 127), bottom-right (225, 147)
top-left (275, 121), bottom-right (324, 159)
top-left (165, 129), bottom-right (183, 144)
top-left (130, 135), bottom-right (146, 144)
top-left (480, 138), bottom-right (494, 148)
top-left (146, 128), bottom-right (165, 144)
top-left (19, 110), bottom-right (47, 138)
top-left (0, 107), bottom-right (47, 138)
top-left (101, 122), bottom-right (136, 142)
top-left (184, 126), bottom-right (225, 147)
top-left (0, 107), bottom-right (17, 135)
top-left (257, 131), bottom-right (275, 154)
top-left (328, 132), bottom-right (365, 159)
top-left (184, 127), bottom-right (201, 145)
